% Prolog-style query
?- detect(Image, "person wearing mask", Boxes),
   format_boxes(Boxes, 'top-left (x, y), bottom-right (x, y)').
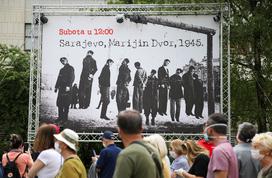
top-left (252, 132), bottom-right (272, 178)
top-left (169, 139), bottom-right (190, 178)
top-left (92, 131), bottom-right (121, 178)
top-left (28, 124), bottom-right (63, 178)
top-left (54, 128), bottom-right (87, 178)
top-left (113, 110), bottom-right (163, 178)
top-left (175, 140), bottom-right (210, 178)
top-left (204, 113), bottom-right (239, 178)
top-left (144, 134), bottom-right (171, 178)
top-left (79, 50), bottom-right (98, 109)
top-left (233, 122), bottom-right (260, 178)
top-left (2, 134), bottom-right (33, 178)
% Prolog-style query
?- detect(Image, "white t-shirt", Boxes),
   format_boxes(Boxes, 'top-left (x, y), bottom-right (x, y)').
top-left (37, 148), bottom-right (63, 178)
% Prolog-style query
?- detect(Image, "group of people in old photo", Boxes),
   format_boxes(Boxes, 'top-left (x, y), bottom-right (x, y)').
top-left (54, 50), bottom-right (205, 125)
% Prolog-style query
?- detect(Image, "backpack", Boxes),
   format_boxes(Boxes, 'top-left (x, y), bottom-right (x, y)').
top-left (132, 141), bottom-right (164, 178)
top-left (3, 152), bottom-right (22, 178)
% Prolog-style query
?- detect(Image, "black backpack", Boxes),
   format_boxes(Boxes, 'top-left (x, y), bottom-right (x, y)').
top-left (3, 153), bottom-right (22, 178)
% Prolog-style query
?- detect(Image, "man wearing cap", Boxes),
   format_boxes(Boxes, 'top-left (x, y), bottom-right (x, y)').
top-left (157, 59), bottom-right (170, 116)
top-left (93, 131), bottom-right (121, 178)
top-left (204, 113), bottom-right (238, 178)
top-left (54, 57), bottom-right (75, 122)
top-left (132, 61), bottom-right (147, 113)
top-left (54, 128), bottom-right (87, 178)
top-left (116, 58), bottom-right (131, 113)
top-left (113, 110), bottom-right (163, 178)
top-left (79, 50), bottom-right (97, 109)
top-left (98, 59), bottom-right (114, 120)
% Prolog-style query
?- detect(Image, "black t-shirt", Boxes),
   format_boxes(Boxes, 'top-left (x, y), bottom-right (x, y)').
top-left (188, 153), bottom-right (210, 177)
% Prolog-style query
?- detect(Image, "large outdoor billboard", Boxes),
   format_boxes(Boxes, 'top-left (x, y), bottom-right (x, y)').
top-left (41, 15), bottom-right (220, 133)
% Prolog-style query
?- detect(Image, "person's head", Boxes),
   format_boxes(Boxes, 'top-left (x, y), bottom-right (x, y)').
top-left (60, 57), bottom-right (68, 65)
top-left (87, 50), bottom-right (94, 56)
top-left (251, 132), bottom-right (272, 164)
top-left (189, 66), bottom-right (195, 73)
top-left (122, 58), bottom-right (129, 65)
top-left (193, 73), bottom-right (198, 79)
top-left (106, 59), bottom-right (114, 67)
top-left (117, 110), bottom-right (143, 137)
top-left (176, 68), bottom-right (183, 75)
top-left (9, 134), bottom-right (23, 149)
top-left (101, 130), bottom-right (115, 147)
top-left (150, 69), bottom-right (156, 76)
top-left (236, 122), bottom-right (256, 143)
top-left (54, 128), bottom-right (79, 154)
top-left (163, 59), bottom-right (170, 66)
top-left (204, 113), bottom-right (228, 141)
top-left (185, 140), bottom-right (208, 164)
top-left (33, 124), bottom-right (57, 152)
top-left (144, 134), bottom-right (167, 158)
top-left (134, 62), bottom-right (141, 69)
top-left (170, 139), bottom-right (187, 158)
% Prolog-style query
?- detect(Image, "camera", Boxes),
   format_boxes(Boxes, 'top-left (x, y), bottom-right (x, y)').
top-left (116, 14), bottom-right (125, 23)
top-left (23, 142), bottom-right (29, 152)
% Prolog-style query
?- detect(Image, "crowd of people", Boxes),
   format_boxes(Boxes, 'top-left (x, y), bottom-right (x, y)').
top-left (54, 51), bottom-right (205, 125)
top-left (1, 110), bottom-right (272, 178)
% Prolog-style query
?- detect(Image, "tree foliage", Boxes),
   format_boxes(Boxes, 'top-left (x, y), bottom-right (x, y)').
top-left (229, 0), bottom-right (272, 132)
top-left (0, 44), bottom-right (30, 153)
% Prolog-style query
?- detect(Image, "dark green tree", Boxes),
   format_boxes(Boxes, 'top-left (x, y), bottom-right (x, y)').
top-left (229, 0), bottom-right (272, 132)
top-left (0, 44), bottom-right (30, 153)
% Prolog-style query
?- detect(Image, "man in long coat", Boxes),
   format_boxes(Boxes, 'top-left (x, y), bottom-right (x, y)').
top-left (157, 59), bottom-right (170, 116)
top-left (54, 57), bottom-right (75, 122)
top-left (98, 59), bottom-right (114, 120)
top-left (169, 68), bottom-right (183, 122)
top-left (116, 58), bottom-right (131, 113)
top-left (79, 50), bottom-right (97, 109)
top-left (193, 73), bottom-right (204, 119)
top-left (143, 69), bottom-right (158, 125)
top-left (182, 66), bottom-right (195, 116)
top-left (133, 62), bottom-right (147, 113)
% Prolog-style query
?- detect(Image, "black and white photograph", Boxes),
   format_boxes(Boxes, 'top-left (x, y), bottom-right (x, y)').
top-left (40, 15), bottom-right (220, 133)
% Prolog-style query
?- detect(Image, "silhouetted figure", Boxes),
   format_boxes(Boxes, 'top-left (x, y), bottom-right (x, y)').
top-left (182, 66), bottom-right (195, 116)
top-left (158, 59), bottom-right (170, 116)
top-left (54, 57), bottom-right (75, 122)
top-left (193, 73), bottom-right (204, 119)
top-left (79, 50), bottom-right (97, 109)
top-left (71, 83), bottom-right (79, 109)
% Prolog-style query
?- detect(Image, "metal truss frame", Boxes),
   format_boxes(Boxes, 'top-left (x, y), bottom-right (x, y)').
top-left (28, 3), bottom-right (230, 143)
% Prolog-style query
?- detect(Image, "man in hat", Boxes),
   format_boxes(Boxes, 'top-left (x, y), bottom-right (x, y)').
top-left (113, 110), bottom-right (163, 178)
top-left (157, 59), bottom-right (170, 116)
top-left (98, 59), bottom-right (114, 120)
top-left (54, 128), bottom-right (87, 178)
top-left (132, 61), bottom-right (147, 113)
top-left (79, 50), bottom-right (97, 109)
top-left (54, 57), bottom-right (75, 122)
top-left (116, 58), bottom-right (131, 112)
top-left (92, 131), bottom-right (121, 178)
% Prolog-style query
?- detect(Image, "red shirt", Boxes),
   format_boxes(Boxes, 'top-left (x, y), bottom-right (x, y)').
top-left (197, 139), bottom-right (215, 156)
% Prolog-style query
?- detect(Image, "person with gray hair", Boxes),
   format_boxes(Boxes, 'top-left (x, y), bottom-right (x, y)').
top-left (233, 122), bottom-right (260, 178)
top-left (252, 132), bottom-right (272, 178)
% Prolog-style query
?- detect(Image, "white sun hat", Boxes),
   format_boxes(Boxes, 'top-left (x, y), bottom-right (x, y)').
top-left (54, 128), bottom-right (79, 152)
